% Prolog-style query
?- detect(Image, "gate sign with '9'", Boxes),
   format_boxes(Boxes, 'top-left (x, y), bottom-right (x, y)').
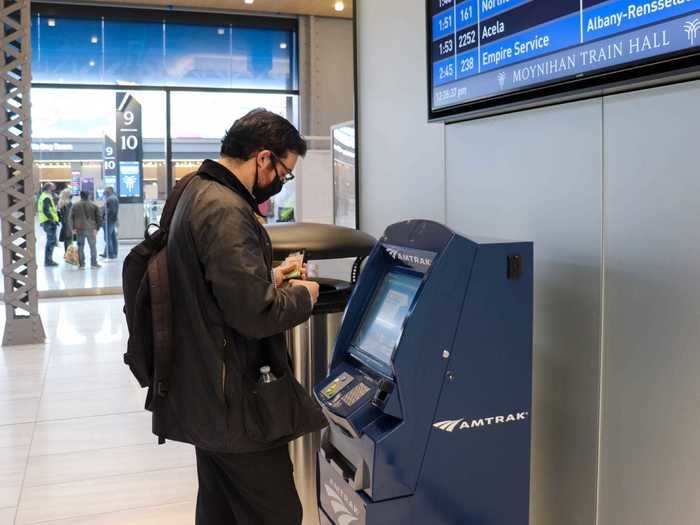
top-left (103, 135), bottom-right (117, 191)
top-left (116, 92), bottom-right (144, 203)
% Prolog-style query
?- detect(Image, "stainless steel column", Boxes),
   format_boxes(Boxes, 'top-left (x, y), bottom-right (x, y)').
top-left (266, 222), bottom-right (376, 525)
top-left (288, 311), bottom-right (343, 525)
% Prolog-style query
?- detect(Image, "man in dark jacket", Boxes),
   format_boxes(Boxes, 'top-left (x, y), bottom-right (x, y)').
top-left (70, 191), bottom-right (103, 269)
top-left (101, 186), bottom-right (119, 259)
top-left (164, 109), bottom-right (320, 524)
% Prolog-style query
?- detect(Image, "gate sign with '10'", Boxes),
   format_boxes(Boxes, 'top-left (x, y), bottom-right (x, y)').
top-left (428, 0), bottom-right (700, 119)
top-left (116, 92), bottom-right (144, 203)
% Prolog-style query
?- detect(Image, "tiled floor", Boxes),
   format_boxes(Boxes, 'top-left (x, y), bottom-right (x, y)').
top-left (0, 297), bottom-right (197, 524)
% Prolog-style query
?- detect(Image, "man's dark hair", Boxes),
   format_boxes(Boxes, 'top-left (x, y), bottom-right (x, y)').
top-left (80, 191), bottom-right (89, 200)
top-left (221, 108), bottom-right (307, 160)
top-left (43, 183), bottom-right (54, 192)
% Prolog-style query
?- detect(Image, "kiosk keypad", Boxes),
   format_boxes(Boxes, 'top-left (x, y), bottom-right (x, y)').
top-left (342, 383), bottom-right (371, 407)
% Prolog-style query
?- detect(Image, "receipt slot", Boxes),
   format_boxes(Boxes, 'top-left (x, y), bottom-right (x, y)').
top-left (314, 220), bottom-right (533, 525)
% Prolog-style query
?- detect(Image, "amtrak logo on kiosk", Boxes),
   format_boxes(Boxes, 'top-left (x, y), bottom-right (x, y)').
top-left (383, 244), bottom-right (435, 270)
top-left (434, 411), bottom-right (529, 433)
top-left (324, 479), bottom-right (359, 525)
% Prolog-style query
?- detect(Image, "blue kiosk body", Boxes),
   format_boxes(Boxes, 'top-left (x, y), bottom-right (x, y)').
top-left (314, 220), bottom-right (533, 525)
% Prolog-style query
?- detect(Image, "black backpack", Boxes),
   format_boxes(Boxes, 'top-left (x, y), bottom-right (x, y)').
top-left (122, 172), bottom-right (198, 410)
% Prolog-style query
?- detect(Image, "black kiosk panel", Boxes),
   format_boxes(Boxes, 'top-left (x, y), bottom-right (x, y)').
top-left (315, 220), bottom-right (534, 525)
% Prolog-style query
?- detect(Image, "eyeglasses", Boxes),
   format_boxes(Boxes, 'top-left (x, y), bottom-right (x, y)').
top-left (271, 153), bottom-right (295, 183)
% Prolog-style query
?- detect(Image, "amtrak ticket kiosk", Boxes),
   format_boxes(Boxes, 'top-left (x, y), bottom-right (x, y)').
top-left (314, 220), bottom-right (533, 525)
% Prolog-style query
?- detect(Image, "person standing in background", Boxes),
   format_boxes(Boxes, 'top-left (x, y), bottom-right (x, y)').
top-left (103, 186), bottom-right (119, 260)
top-left (57, 188), bottom-right (73, 254)
top-left (70, 191), bottom-right (103, 270)
top-left (37, 182), bottom-right (60, 267)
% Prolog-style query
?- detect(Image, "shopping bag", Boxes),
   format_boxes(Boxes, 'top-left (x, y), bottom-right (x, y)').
top-left (64, 244), bottom-right (79, 266)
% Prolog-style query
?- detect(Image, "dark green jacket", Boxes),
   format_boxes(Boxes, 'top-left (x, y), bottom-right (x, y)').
top-left (158, 160), bottom-right (315, 453)
top-left (70, 199), bottom-right (102, 231)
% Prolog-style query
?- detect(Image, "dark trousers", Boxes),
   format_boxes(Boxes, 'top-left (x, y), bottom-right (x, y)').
top-left (42, 222), bottom-right (57, 264)
top-left (195, 446), bottom-right (302, 525)
top-left (105, 221), bottom-right (118, 258)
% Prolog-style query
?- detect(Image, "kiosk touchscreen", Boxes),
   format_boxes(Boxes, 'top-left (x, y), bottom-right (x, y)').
top-left (350, 270), bottom-right (421, 377)
top-left (315, 220), bottom-right (533, 525)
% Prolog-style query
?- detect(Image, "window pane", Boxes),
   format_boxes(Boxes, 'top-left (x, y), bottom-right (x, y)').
top-left (170, 92), bottom-right (296, 222)
top-left (33, 16), bottom-right (103, 84)
top-left (32, 12), bottom-right (297, 91)
top-left (231, 28), bottom-right (294, 90)
top-left (103, 19), bottom-right (165, 85)
top-left (164, 23), bottom-right (231, 88)
top-left (32, 88), bottom-right (166, 292)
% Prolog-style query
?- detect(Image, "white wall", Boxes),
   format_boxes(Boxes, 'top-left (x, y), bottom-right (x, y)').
top-left (444, 80), bottom-right (700, 525)
top-left (446, 100), bottom-right (603, 525)
top-left (598, 80), bottom-right (700, 525)
top-left (356, 0), bottom-right (700, 523)
top-left (299, 16), bottom-right (355, 138)
top-left (356, 0), bottom-right (445, 239)
top-left (296, 150), bottom-right (333, 224)
top-left (308, 17), bottom-right (355, 136)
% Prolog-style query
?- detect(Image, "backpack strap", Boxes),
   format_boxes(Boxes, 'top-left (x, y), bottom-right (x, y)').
top-left (158, 171), bottom-right (199, 231)
top-left (148, 171), bottom-right (199, 401)
top-left (148, 249), bottom-right (171, 397)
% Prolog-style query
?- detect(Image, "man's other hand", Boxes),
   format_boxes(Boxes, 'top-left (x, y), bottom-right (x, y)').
top-left (290, 279), bottom-right (319, 306)
top-left (274, 261), bottom-right (298, 287)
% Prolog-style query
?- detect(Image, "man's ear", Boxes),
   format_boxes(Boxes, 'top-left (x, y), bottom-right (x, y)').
top-left (257, 149), bottom-right (273, 168)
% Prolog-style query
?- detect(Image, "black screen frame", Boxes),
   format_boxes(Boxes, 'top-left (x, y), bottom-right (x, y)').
top-left (426, 2), bottom-right (700, 122)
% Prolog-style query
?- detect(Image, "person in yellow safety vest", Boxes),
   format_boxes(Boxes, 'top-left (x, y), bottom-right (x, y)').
top-left (38, 182), bottom-right (60, 267)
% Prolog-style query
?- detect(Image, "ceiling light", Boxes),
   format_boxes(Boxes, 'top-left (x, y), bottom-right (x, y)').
top-left (89, 60), bottom-right (96, 67)
top-left (244, 0), bottom-right (254, 4)
top-left (334, 1), bottom-right (345, 12)
top-left (91, 36), bottom-right (98, 44)
top-left (47, 18), bottom-right (56, 27)
top-left (217, 28), bottom-right (225, 35)
top-left (280, 42), bottom-right (288, 49)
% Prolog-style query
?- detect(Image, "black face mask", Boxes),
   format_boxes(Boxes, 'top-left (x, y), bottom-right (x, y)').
top-left (253, 166), bottom-right (284, 204)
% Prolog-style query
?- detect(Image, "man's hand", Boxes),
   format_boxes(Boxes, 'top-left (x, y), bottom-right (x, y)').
top-left (273, 261), bottom-right (298, 287)
top-left (290, 279), bottom-right (319, 306)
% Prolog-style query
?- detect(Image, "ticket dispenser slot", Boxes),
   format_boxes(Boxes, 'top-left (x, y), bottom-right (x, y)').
top-left (320, 432), bottom-right (368, 492)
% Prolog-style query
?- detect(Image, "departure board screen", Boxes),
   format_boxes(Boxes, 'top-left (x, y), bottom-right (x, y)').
top-left (428, 0), bottom-right (700, 119)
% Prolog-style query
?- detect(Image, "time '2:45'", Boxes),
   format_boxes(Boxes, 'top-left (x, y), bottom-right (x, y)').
top-left (439, 62), bottom-right (455, 81)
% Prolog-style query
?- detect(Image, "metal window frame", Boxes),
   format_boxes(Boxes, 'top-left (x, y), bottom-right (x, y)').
top-left (30, 4), bottom-right (302, 197)
top-left (32, 2), bottom-right (299, 31)
top-left (30, 3), bottom-right (301, 93)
